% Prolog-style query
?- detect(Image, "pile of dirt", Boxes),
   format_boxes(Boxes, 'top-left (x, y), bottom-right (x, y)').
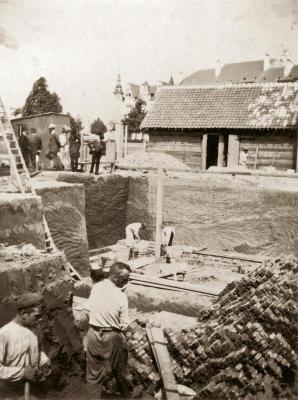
top-left (124, 257), bottom-right (298, 399)
top-left (119, 152), bottom-right (191, 170)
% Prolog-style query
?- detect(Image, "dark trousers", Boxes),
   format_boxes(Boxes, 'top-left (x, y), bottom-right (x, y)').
top-left (29, 151), bottom-right (37, 169)
top-left (21, 152), bottom-right (30, 168)
top-left (90, 154), bottom-right (101, 174)
top-left (86, 327), bottom-right (132, 399)
top-left (0, 379), bottom-right (47, 399)
top-left (52, 153), bottom-right (64, 170)
top-left (71, 155), bottom-right (79, 172)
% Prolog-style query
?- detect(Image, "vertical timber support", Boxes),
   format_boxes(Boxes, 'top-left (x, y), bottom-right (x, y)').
top-left (201, 134), bottom-right (207, 170)
top-left (217, 134), bottom-right (224, 167)
top-left (227, 134), bottom-right (240, 167)
top-left (124, 124), bottom-right (128, 158)
top-left (296, 129), bottom-right (298, 173)
top-left (155, 168), bottom-right (163, 262)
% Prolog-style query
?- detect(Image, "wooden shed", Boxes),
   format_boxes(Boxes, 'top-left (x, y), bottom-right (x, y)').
top-left (141, 82), bottom-right (298, 171)
top-left (11, 113), bottom-right (71, 169)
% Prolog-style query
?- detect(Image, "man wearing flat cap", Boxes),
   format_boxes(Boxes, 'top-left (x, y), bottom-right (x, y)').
top-left (0, 292), bottom-right (51, 398)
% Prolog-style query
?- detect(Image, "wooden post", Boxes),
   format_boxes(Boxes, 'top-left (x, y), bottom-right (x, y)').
top-left (254, 145), bottom-right (259, 170)
top-left (296, 130), bottom-right (298, 173)
top-left (201, 134), bottom-right (207, 170)
top-left (227, 134), bottom-right (240, 167)
top-left (124, 124), bottom-right (128, 158)
top-left (155, 168), bottom-right (163, 262)
top-left (217, 134), bottom-right (224, 167)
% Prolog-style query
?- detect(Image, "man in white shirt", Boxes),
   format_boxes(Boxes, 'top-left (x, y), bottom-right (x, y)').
top-left (239, 147), bottom-right (248, 168)
top-left (86, 261), bottom-right (139, 399)
top-left (125, 222), bottom-right (146, 246)
top-left (0, 292), bottom-right (51, 398)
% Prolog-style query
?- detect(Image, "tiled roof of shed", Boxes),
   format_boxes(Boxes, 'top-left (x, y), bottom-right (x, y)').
top-left (141, 82), bottom-right (298, 130)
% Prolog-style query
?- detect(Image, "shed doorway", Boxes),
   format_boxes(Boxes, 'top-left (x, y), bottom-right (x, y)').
top-left (206, 135), bottom-right (219, 168)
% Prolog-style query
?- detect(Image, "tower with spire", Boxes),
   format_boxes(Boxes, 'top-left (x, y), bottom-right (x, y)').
top-left (113, 74), bottom-right (124, 123)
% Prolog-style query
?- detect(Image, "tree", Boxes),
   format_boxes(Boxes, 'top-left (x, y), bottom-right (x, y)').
top-left (124, 99), bottom-right (146, 134)
top-left (22, 77), bottom-right (63, 116)
top-left (12, 107), bottom-right (23, 117)
top-left (90, 118), bottom-right (107, 136)
top-left (68, 113), bottom-right (83, 134)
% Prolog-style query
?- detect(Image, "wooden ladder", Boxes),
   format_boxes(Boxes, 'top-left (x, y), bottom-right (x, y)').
top-left (0, 98), bottom-right (82, 281)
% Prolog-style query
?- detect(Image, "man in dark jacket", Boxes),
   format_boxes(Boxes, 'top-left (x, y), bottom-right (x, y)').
top-left (18, 127), bottom-right (31, 168)
top-left (28, 129), bottom-right (43, 170)
top-left (69, 130), bottom-right (81, 172)
top-left (88, 135), bottom-right (103, 175)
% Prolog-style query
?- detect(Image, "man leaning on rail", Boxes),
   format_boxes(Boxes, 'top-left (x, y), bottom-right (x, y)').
top-left (85, 261), bottom-right (142, 399)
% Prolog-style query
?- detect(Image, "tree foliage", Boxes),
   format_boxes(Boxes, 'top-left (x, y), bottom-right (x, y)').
top-left (124, 99), bottom-right (146, 133)
top-left (22, 77), bottom-right (63, 117)
top-left (90, 118), bottom-right (107, 136)
top-left (68, 114), bottom-right (83, 134)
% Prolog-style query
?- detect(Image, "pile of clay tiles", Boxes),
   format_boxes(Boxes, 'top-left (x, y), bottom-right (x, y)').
top-left (126, 257), bottom-right (298, 399)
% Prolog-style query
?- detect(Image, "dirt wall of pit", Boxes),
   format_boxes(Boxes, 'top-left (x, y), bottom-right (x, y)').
top-left (127, 174), bottom-right (298, 257)
top-left (0, 193), bottom-right (45, 249)
top-left (50, 171), bottom-right (298, 259)
top-left (56, 173), bottom-right (130, 249)
top-left (34, 180), bottom-right (90, 275)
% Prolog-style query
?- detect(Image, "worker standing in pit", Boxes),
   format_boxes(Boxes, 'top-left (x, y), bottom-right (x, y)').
top-left (125, 222), bottom-right (146, 246)
top-left (162, 224), bottom-right (175, 247)
top-left (0, 293), bottom-right (51, 399)
top-left (85, 262), bottom-right (142, 399)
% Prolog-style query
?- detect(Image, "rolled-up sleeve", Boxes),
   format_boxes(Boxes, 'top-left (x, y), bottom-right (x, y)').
top-left (0, 334), bottom-right (24, 382)
top-left (119, 295), bottom-right (129, 330)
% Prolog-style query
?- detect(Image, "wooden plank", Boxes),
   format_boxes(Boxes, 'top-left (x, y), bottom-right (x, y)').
top-left (129, 273), bottom-right (219, 296)
top-left (146, 326), bottom-right (180, 400)
top-left (201, 134), bottom-right (207, 170)
top-left (126, 256), bottom-right (155, 270)
top-left (130, 280), bottom-right (187, 293)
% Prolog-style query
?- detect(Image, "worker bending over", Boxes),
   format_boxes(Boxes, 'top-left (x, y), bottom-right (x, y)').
top-left (85, 262), bottom-right (141, 399)
top-left (162, 224), bottom-right (175, 246)
top-left (125, 222), bottom-right (146, 246)
top-left (0, 293), bottom-right (51, 398)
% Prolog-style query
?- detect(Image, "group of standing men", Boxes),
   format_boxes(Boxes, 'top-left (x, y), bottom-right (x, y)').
top-left (18, 123), bottom-right (82, 172)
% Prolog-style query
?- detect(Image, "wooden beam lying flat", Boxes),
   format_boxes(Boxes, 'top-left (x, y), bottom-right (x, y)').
top-left (129, 273), bottom-right (219, 296)
top-left (146, 326), bottom-right (180, 400)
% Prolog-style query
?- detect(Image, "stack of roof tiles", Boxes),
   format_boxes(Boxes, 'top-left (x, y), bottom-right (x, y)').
top-left (141, 82), bottom-right (298, 130)
top-left (125, 257), bottom-right (298, 399)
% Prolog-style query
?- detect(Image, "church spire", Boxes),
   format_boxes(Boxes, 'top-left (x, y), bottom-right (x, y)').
top-left (113, 74), bottom-right (124, 98)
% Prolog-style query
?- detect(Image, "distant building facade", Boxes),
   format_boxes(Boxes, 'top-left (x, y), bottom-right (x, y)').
top-left (180, 58), bottom-right (298, 86)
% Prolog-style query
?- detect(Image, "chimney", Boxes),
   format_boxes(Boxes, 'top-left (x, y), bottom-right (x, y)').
top-left (284, 59), bottom-right (293, 77)
top-left (264, 53), bottom-right (271, 70)
top-left (215, 59), bottom-right (221, 77)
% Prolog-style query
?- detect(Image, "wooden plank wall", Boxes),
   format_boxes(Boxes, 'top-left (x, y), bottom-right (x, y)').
top-left (147, 132), bottom-right (202, 169)
top-left (239, 135), bottom-right (296, 171)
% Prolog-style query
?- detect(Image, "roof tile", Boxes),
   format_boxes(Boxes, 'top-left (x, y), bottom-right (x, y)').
top-left (141, 82), bottom-right (298, 130)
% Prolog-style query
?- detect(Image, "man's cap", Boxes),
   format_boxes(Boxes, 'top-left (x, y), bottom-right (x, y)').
top-left (22, 126), bottom-right (29, 132)
top-left (48, 123), bottom-right (56, 129)
top-left (16, 292), bottom-right (43, 311)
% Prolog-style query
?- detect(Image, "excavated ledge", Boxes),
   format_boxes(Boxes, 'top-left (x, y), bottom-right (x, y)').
top-left (0, 193), bottom-right (45, 249)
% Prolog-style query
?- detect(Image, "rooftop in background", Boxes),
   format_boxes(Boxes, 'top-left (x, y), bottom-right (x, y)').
top-left (180, 60), bottom-right (298, 86)
top-left (141, 82), bottom-right (298, 131)
top-left (11, 112), bottom-right (70, 121)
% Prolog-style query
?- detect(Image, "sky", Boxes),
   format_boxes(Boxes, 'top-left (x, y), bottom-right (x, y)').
top-left (0, 0), bottom-right (297, 129)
